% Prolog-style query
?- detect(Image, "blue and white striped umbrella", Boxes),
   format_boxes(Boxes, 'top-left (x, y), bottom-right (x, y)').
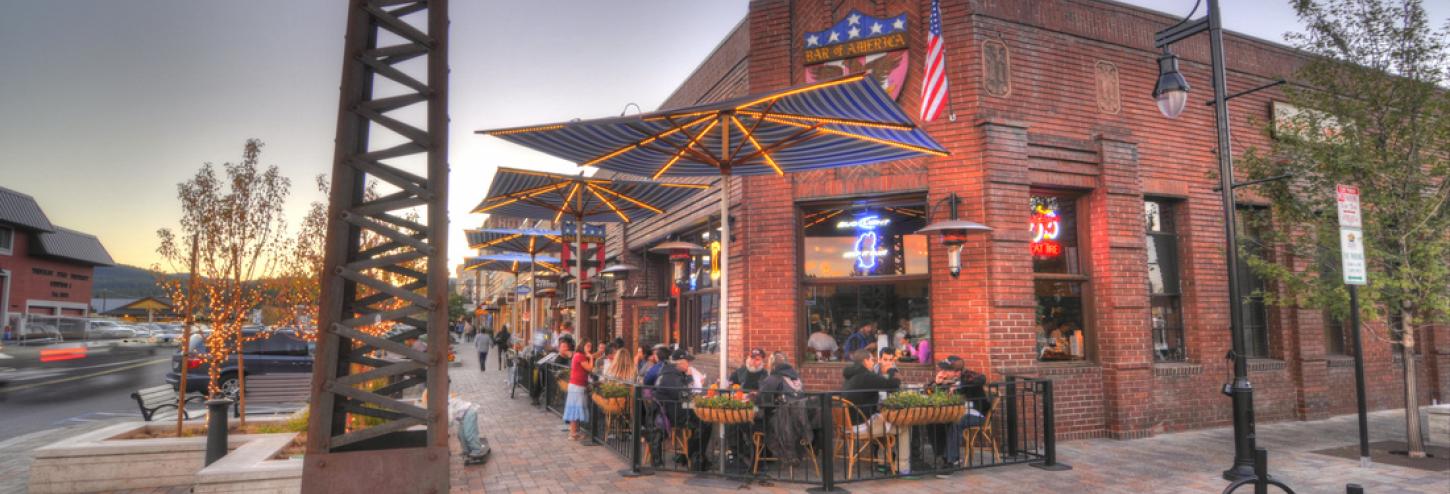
top-left (479, 74), bottom-right (947, 179)
top-left (464, 227), bottom-right (601, 265)
top-left (471, 167), bottom-right (708, 223)
top-left (462, 252), bottom-right (562, 275)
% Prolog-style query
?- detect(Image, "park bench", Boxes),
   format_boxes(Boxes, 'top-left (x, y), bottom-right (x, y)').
top-left (130, 384), bottom-right (205, 422)
top-left (233, 374), bottom-right (312, 418)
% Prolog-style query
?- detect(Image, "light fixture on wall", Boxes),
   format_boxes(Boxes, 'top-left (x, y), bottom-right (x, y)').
top-left (916, 192), bottom-right (991, 277)
top-left (649, 240), bottom-right (706, 286)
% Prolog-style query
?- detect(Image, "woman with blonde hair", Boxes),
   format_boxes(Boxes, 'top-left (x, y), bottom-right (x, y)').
top-left (605, 348), bottom-right (636, 382)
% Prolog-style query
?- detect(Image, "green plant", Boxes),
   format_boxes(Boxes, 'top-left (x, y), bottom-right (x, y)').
top-left (692, 394), bottom-right (753, 410)
top-left (250, 408), bottom-right (310, 434)
top-left (927, 390), bottom-right (966, 407)
top-left (881, 390), bottom-right (930, 409)
top-left (595, 382), bottom-right (631, 399)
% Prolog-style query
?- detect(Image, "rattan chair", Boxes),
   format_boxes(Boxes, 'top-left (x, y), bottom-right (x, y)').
top-left (830, 396), bottom-right (896, 478)
top-left (962, 395), bottom-right (1003, 464)
top-left (751, 431), bottom-right (821, 477)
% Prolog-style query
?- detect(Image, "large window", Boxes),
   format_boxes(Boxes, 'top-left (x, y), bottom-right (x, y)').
top-left (1146, 199), bottom-right (1186, 362)
top-left (801, 198), bottom-right (930, 363)
top-left (1235, 206), bottom-right (1272, 357)
top-left (679, 220), bottom-right (721, 355)
top-left (1033, 194), bottom-right (1089, 361)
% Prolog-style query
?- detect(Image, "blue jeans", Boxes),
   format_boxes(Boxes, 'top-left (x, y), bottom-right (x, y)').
top-left (944, 412), bottom-right (986, 464)
top-left (478, 351), bottom-right (488, 371)
top-left (457, 407), bottom-right (483, 456)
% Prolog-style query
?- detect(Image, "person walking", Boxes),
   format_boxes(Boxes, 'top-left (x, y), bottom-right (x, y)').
top-left (473, 328), bottom-right (491, 372)
top-left (494, 325), bottom-right (511, 370)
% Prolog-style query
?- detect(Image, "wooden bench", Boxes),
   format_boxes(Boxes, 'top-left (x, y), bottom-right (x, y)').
top-left (131, 385), bottom-right (205, 422)
top-left (233, 374), bottom-right (312, 418)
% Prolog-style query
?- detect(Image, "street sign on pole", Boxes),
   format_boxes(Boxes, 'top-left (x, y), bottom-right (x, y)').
top-left (1338, 183), bottom-right (1371, 467)
top-left (1337, 185), bottom-right (1367, 285)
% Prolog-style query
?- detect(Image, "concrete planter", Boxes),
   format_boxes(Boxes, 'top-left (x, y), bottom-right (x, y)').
top-left (28, 419), bottom-right (285, 494)
top-left (193, 433), bottom-right (302, 494)
top-left (1428, 404), bottom-right (1450, 446)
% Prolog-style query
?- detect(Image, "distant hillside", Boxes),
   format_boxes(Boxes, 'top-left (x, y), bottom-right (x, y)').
top-left (93, 264), bottom-right (173, 298)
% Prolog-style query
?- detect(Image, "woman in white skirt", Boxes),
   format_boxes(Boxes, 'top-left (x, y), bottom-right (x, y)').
top-left (560, 337), bottom-right (596, 440)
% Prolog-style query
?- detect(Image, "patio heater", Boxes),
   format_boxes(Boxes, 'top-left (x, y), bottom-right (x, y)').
top-left (915, 192), bottom-right (991, 277)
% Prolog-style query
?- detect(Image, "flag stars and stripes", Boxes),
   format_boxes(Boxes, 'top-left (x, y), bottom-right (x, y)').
top-left (919, 0), bottom-right (949, 122)
top-left (848, 26), bottom-right (860, 39)
top-left (807, 34), bottom-right (820, 46)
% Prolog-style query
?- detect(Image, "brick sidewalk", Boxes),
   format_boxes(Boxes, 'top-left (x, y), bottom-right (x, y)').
top-left (448, 348), bottom-right (1447, 494)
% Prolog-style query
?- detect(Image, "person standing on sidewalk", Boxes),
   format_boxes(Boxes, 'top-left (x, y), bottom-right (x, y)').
top-left (561, 337), bottom-right (596, 441)
top-left (473, 328), bottom-right (492, 372)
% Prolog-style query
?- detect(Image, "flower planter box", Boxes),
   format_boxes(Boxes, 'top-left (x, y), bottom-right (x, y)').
top-left (881, 405), bottom-right (966, 427)
top-left (592, 394), bottom-right (627, 415)
top-left (28, 419), bottom-right (287, 494)
top-left (193, 433), bottom-right (303, 494)
top-left (694, 407), bottom-right (755, 424)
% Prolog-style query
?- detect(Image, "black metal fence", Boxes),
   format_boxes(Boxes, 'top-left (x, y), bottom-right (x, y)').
top-left (507, 361), bottom-right (1065, 489)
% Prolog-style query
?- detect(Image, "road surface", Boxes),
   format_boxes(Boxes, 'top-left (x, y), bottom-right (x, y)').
top-left (0, 355), bottom-right (174, 442)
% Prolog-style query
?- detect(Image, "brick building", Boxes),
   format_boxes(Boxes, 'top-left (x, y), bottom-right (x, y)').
top-left (0, 186), bottom-right (115, 330)
top-left (557, 0), bottom-right (1450, 440)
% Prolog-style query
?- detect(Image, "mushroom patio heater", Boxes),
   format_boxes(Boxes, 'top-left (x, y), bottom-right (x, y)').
top-left (649, 241), bottom-right (706, 286)
top-left (915, 192), bottom-right (991, 277)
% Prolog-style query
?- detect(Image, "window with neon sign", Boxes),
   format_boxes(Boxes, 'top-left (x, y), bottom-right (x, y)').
top-left (1030, 195), bottom-right (1080, 275)
top-left (800, 198), bottom-right (932, 365)
top-left (802, 205), bottom-right (928, 278)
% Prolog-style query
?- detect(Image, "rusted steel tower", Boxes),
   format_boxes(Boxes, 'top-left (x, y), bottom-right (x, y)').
top-left (302, 0), bottom-right (450, 491)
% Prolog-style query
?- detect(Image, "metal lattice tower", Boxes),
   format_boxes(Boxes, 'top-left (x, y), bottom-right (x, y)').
top-left (302, 0), bottom-right (450, 491)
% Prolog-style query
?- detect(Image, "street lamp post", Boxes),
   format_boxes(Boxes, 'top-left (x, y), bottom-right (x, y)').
top-left (1152, 0), bottom-right (1258, 482)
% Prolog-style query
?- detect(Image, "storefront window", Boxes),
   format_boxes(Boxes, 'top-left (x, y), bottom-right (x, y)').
top-left (679, 219), bottom-right (721, 355)
top-left (1033, 193), bottom-right (1089, 361)
top-left (1146, 199), bottom-right (1186, 362)
top-left (1235, 206), bottom-right (1271, 357)
top-left (800, 199), bottom-right (930, 363)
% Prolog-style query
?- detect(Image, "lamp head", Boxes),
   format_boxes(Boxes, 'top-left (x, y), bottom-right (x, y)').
top-left (1153, 50), bottom-right (1190, 119)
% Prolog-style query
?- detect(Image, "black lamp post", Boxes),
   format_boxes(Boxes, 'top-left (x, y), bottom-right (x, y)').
top-left (1153, 0), bottom-right (1258, 482)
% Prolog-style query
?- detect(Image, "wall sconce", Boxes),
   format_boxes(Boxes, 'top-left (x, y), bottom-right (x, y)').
top-left (649, 240), bottom-right (706, 286)
top-left (916, 192), bottom-right (992, 277)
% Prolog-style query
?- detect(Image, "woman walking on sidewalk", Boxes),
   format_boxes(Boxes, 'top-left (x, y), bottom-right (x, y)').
top-left (474, 328), bottom-right (492, 372)
top-left (561, 337), bottom-right (595, 440)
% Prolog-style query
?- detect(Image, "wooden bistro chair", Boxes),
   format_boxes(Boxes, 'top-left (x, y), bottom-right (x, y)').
top-left (831, 397), bottom-right (896, 479)
top-left (962, 395), bottom-right (1003, 465)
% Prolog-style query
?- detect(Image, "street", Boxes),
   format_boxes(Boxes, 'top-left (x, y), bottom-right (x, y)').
top-left (0, 355), bottom-right (173, 442)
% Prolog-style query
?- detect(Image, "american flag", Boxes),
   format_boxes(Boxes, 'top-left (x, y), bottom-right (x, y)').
top-left (920, 0), bottom-right (949, 122)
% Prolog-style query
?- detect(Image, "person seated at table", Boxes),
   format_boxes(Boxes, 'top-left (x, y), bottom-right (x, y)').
top-left (657, 349), bottom-right (709, 470)
top-left (730, 348), bottom-right (769, 391)
top-left (641, 346), bottom-right (672, 386)
top-left (843, 322), bottom-right (878, 357)
top-left (807, 325), bottom-right (839, 362)
top-left (928, 356), bottom-right (990, 467)
top-left (842, 349), bottom-right (901, 431)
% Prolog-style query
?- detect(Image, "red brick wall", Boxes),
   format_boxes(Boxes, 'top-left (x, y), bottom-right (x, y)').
top-left (632, 0), bottom-right (1450, 441)
top-left (0, 231), bottom-right (96, 317)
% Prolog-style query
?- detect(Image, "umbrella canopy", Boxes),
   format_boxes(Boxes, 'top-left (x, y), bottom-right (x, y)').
top-left (478, 75), bottom-right (947, 475)
top-left (464, 227), bottom-right (562, 254)
top-left (479, 74), bottom-right (947, 178)
top-left (472, 167), bottom-right (708, 223)
top-left (462, 252), bottom-right (562, 275)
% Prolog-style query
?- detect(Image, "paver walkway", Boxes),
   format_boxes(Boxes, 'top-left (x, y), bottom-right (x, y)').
top-left (448, 348), bottom-right (1448, 493)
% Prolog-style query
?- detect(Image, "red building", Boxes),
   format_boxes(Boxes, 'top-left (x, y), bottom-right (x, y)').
top-left (585, 0), bottom-right (1447, 439)
top-left (0, 186), bottom-right (115, 329)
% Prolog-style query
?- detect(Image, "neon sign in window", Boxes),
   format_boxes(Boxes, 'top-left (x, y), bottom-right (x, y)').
top-left (844, 214), bottom-right (889, 273)
top-left (1030, 202), bottom-right (1062, 258)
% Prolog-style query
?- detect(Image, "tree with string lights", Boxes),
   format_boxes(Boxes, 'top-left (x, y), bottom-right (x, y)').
top-left (158, 139), bottom-right (291, 425)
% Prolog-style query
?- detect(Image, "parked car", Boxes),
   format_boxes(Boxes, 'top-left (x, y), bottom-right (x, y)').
top-left (165, 328), bottom-right (314, 397)
top-left (85, 320), bottom-right (136, 340)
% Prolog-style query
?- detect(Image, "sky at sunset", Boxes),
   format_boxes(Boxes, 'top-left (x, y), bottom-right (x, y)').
top-left (1, 0), bottom-right (1444, 276)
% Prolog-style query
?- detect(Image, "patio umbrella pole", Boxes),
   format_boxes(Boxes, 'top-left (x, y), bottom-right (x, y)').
top-left (530, 252), bottom-right (537, 338)
top-left (575, 214), bottom-right (584, 342)
top-left (717, 176), bottom-right (730, 475)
